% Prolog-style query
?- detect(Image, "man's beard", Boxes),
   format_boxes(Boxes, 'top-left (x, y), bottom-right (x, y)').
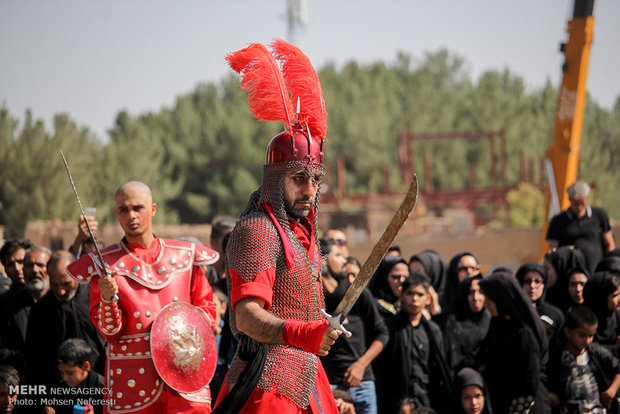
top-left (284, 197), bottom-right (313, 219)
top-left (54, 288), bottom-right (78, 302)
top-left (26, 278), bottom-right (49, 293)
top-left (330, 268), bottom-right (347, 282)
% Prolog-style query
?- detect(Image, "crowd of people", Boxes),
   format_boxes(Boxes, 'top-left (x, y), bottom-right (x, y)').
top-left (317, 204), bottom-right (618, 414)
top-left (0, 177), bottom-right (617, 414)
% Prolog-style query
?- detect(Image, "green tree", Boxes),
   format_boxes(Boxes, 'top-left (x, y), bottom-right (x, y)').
top-left (2, 49), bottom-right (619, 233)
top-left (0, 109), bottom-right (101, 237)
top-left (507, 183), bottom-right (546, 227)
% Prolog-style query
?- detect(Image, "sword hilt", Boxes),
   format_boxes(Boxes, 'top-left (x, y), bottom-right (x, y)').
top-left (95, 257), bottom-right (119, 302)
top-left (320, 309), bottom-right (352, 338)
top-left (60, 150), bottom-right (118, 303)
top-left (103, 267), bottom-right (119, 303)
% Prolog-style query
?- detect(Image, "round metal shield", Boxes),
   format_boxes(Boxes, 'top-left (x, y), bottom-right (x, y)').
top-left (150, 301), bottom-right (217, 393)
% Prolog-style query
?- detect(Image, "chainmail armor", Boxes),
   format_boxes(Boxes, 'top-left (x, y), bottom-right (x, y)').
top-left (225, 161), bottom-right (325, 409)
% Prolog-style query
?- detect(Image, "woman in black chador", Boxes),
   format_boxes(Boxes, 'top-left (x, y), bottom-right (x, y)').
top-left (476, 272), bottom-right (551, 414)
top-left (409, 250), bottom-right (448, 302)
top-left (369, 255), bottom-right (409, 319)
top-left (440, 252), bottom-right (481, 313)
top-left (434, 274), bottom-right (490, 376)
top-left (515, 262), bottom-right (564, 342)
top-left (543, 246), bottom-right (587, 312)
top-left (453, 367), bottom-right (494, 414)
top-left (583, 271), bottom-right (620, 359)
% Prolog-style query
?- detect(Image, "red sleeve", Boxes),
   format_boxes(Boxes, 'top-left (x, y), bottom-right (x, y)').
top-left (229, 267), bottom-right (276, 310)
top-left (190, 265), bottom-right (217, 331)
top-left (88, 275), bottom-right (126, 343)
top-left (226, 217), bottom-right (280, 310)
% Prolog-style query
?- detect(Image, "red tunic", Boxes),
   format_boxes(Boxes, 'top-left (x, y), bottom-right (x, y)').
top-left (216, 218), bottom-right (338, 413)
top-left (66, 238), bottom-right (218, 413)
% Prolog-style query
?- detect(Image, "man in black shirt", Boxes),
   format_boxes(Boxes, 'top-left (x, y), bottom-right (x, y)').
top-left (547, 180), bottom-right (615, 274)
top-left (320, 237), bottom-right (388, 414)
top-left (375, 273), bottom-right (452, 413)
top-left (25, 251), bottom-right (106, 389)
top-left (0, 246), bottom-right (51, 375)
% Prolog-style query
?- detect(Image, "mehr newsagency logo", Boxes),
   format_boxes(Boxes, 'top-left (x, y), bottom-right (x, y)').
top-left (9, 385), bottom-right (114, 407)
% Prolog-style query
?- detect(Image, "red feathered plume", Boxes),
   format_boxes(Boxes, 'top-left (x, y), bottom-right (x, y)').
top-left (270, 39), bottom-right (327, 142)
top-left (225, 43), bottom-right (294, 133)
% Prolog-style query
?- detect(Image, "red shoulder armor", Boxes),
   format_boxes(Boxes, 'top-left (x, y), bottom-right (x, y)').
top-left (67, 240), bottom-right (219, 290)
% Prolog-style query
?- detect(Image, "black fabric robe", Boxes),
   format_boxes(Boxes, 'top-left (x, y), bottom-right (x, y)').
top-left (477, 272), bottom-right (551, 414)
top-left (434, 275), bottom-right (490, 376)
top-left (25, 284), bottom-right (105, 388)
top-left (409, 250), bottom-right (448, 300)
top-left (375, 311), bottom-right (452, 414)
top-left (584, 271), bottom-right (620, 359)
top-left (321, 281), bottom-right (388, 384)
top-left (0, 286), bottom-right (34, 374)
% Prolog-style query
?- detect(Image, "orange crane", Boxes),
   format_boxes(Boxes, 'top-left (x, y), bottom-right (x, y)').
top-left (538, 0), bottom-right (595, 259)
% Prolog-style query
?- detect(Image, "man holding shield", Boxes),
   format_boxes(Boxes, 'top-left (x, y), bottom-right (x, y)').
top-left (66, 181), bottom-right (219, 413)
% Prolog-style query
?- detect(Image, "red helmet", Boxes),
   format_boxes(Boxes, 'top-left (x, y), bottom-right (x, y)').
top-left (226, 40), bottom-right (328, 166)
top-left (266, 124), bottom-right (325, 165)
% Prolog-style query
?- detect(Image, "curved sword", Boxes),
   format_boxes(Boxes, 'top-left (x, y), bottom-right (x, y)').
top-left (321, 173), bottom-right (418, 337)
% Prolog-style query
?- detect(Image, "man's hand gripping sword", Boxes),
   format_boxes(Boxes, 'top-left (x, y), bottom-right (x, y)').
top-left (60, 150), bottom-right (118, 302)
top-left (320, 173), bottom-right (418, 337)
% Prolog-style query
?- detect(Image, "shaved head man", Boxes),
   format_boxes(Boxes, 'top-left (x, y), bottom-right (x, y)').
top-left (114, 181), bottom-right (157, 245)
top-left (66, 180), bottom-right (219, 413)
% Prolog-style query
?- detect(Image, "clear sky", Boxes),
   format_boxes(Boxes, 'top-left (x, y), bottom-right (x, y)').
top-left (1, 0), bottom-right (618, 141)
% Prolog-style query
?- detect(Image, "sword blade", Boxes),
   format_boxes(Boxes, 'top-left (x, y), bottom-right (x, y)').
top-left (333, 173), bottom-right (418, 322)
top-left (59, 150), bottom-right (114, 286)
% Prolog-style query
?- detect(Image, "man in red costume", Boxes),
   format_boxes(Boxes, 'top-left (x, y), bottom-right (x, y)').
top-left (66, 181), bottom-right (219, 413)
top-left (214, 40), bottom-right (341, 413)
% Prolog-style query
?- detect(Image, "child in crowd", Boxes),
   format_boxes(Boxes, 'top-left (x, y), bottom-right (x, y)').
top-left (0, 365), bottom-right (19, 414)
top-left (48, 338), bottom-right (104, 414)
top-left (397, 398), bottom-right (437, 414)
top-left (375, 273), bottom-right (452, 413)
top-left (454, 367), bottom-right (493, 414)
top-left (333, 389), bottom-right (356, 414)
top-left (548, 305), bottom-right (620, 414)
top-left (397, 397), bottom-right (416, 414)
